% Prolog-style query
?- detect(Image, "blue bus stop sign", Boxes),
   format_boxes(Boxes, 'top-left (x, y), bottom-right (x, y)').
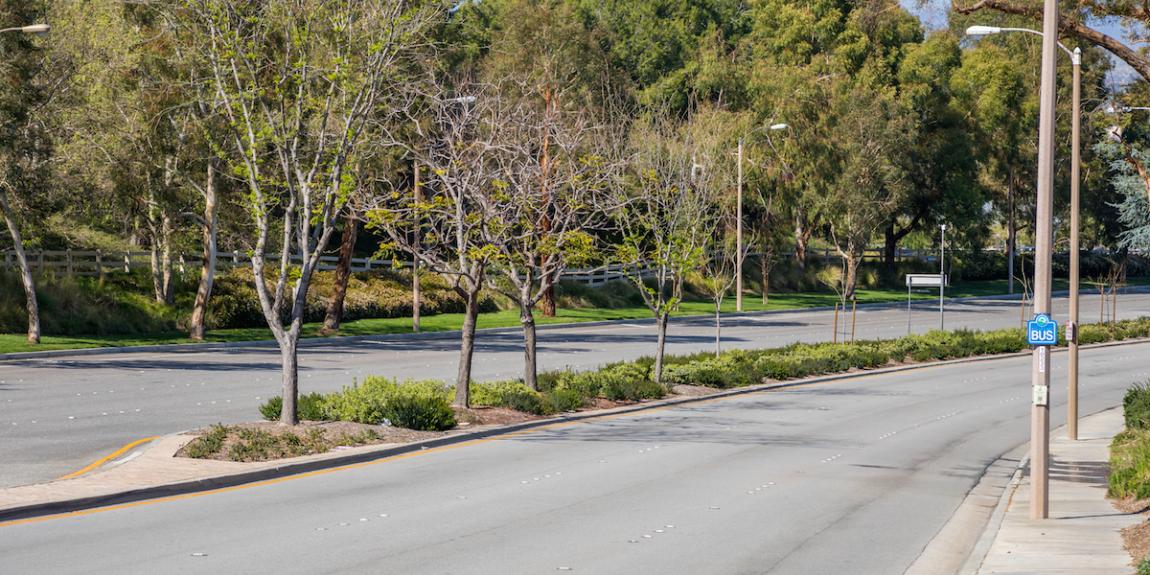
top-left (1027, 313), bottom-right (1058, 346)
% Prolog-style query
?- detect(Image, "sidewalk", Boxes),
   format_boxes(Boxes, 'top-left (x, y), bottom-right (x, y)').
top-left (976, 408), bottom-right (1142, 574)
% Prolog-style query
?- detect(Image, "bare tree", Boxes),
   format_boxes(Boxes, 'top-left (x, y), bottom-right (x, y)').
top-left (695, 223), bottom-right (749, 357)
top-left (612, 115), bottom-right (722, 386)
top-left (183, 0), bottom-right (433, 424)
top-left (372, 81), bottom-right (508, 408)
top-left (483, 86), bottom-right (617, 390)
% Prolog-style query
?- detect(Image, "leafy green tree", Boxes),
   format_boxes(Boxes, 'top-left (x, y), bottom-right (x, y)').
top-left (183, 0), bottom-right (434, 424)
top-left (0, 1), bottom-right (51, 343)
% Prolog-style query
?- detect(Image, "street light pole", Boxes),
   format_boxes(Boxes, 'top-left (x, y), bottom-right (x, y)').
top-left (736, 139), bottom-right (744, 312)
top-left (940, 224), bottom-right (946, 330)
top-left (734, 124), bottom-right (788, 313)
top-left (1031, 0), bottom-right (1059, 520)
top-left (968, 19), bottom-right (1069, 516)
top-left (1068, 48), bottom-right (1081, 441)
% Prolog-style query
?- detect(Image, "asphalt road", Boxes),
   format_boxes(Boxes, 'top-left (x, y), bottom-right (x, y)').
top-left (2, 339), bottom-right (1148, 574)
top-left (1, 291), bottom-right (1149, 488)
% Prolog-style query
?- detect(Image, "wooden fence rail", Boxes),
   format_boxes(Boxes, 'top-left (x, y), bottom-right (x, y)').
top-left (0, 247), bottom-right (950, 285)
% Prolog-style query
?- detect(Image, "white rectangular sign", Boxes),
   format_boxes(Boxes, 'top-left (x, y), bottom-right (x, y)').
top-left (906, 274), bottom-right (948, 288)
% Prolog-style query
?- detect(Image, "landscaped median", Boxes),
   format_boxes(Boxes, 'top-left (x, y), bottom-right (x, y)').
top-left (179, 316), bottom-right (1150, 464)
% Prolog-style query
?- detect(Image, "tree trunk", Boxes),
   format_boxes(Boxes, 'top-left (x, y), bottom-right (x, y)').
top-left (884, 223), bottom-right (898, 271)
top-left (0, 187), bottom-right (39, 344)
top-left (150, 233), bottom-right (163, 303)
top-left (520, 300), bottom-right (538, 391)
top-left (844, 254), bottom-right (860, 301)
top-left (540, 279), bottom-right (557, 317)
top-left (279, 336), bottom-right (299, 425)
top-left (795, 226), bottom-right (808, 270)
top-left (653, 312), bottom-right (669, 387)
top-left (714, 301), bottom-right (722, 357)
top-left (539, 86), bottom-right (556, 318)
top-left (323, 211), bottom-right (358, 332)
top-left (455, 286), bottom-right (480, 408)
top-left (161, 211), bottom-right (174, 305)
top-left (1007, 176), bottom-right (1015, 295)
top-left (760, 251), bottom-right (771, 305)
top-left (189, 162), bottom-right (219, 341)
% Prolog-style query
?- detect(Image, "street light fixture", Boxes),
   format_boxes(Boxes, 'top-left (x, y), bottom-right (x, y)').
top-left (736, 122), bottom-right (790, 312)
top-left (968, 11), bottom-right (1061, 519)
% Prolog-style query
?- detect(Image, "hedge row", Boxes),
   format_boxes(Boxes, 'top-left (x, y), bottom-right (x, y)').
top-left (260, 378), bottom-right (456, 431)
top-left (1110, 383), bottom-right (1150, 500)
top-left (471, 363), bottom-right (667, 415)
top-left (259, 316), bottom-right (1150, 429)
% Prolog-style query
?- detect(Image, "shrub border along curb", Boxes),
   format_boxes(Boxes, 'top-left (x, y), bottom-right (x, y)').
top-left (2, 336), bottom-right (1146, 524)
top-left (1, 287), bottom-right (1140, 362)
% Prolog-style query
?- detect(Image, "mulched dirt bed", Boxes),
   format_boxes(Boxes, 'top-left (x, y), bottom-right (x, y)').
top-left (1118, 498), bottom-right (1150, 567)
top-left (176, 390), bottom-right (711, 464)
top-left (177, 421), bottom-right (442, 462)
top-left (671, 384), bottom-right (722, 397)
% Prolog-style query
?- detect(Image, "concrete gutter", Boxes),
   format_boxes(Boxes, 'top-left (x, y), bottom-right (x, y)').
top-left (3, 286), bottom-right (1147, 362)
top-left (3, 337), bottom-right (1148, 524)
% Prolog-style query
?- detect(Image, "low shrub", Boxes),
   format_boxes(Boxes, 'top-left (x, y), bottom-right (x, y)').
top-left (384, 382), bottom-right (456, 431)
top-left (663, 354), bottom-right (758, 388)
top-left (543, 388), bottom-right (585, 412)
top-left (1125, 383), bottom-right (1150, 430)
top-left (258, 393), bottom-right (331, 422)
top-left (325, 377), bottom-right (396, 424)
top-left (1109, 427), bottom-right (1150, 499)
top-left (600, 374), bottom-right (665, 401)
top-left (183, 424), bottom-right (228, 459)
top-left (325, 378), bottom-right (455, 431)
top-left (472, 380), bottom-right (546, 415)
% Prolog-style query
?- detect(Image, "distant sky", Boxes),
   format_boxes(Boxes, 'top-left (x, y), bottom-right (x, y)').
top-left (900, 0), bottom-right (1143, 86)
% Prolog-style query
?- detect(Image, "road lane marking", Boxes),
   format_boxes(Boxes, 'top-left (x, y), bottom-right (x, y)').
top-left (55, 436), bottom-right (159, 481)
top-left (0, 346), bottom-right (1111, 528)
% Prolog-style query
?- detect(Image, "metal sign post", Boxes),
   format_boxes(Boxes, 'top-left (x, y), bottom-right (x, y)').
top-left (906, 274), bottom-right (948, 335)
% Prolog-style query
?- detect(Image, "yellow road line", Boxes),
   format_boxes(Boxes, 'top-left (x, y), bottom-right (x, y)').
top-left (55, 436), bottom-right (159, 481)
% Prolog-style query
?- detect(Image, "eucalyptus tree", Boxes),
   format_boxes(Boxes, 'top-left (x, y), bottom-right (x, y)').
top-left (0, 1), bottom-right (52, 344)
top-left (183, 0), bottom-right (435, 425)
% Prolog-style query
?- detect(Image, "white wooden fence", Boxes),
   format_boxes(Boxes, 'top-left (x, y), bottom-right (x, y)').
top-left (0, 246), bottom-right (948, 285)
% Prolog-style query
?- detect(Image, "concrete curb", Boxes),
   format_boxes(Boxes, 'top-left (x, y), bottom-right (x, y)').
top-left (957, 451), bottom-right (1030, 575)
top-left (919, 407), bottom-right (1120, 575)
top-left (5, 338), bottom-right (1149, 523)
top-left (5, 286), bottom-right (1145, 362)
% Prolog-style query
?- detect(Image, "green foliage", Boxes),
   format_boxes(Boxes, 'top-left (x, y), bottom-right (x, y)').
top-left (1078, 318), bottom-right (1150, 345)
top-left (1125, 383), bottom-right (1150, 431)
top-left (210, 268), bottom-right (498, 330)
top-left (543, 388), bottom-right (585, 413)
top-left (258, 393), bottom-right (331, 422)
top-left (1109, 427), bottom-right (1150, 499)
top-left (384, 382), bottom-right (457, 432)
top-left (1139, 557), bottom-right (1150, 575)
top-left (473, 380), bottom-right (547, 415)
top-left (324, 377), bottom-right (455, 431)
top-left (0, 271), bottom-right (182, 336)
top-left (601, 376), bottom-right (666, 401)
top-left (182, 424), bottom-right (229, 459)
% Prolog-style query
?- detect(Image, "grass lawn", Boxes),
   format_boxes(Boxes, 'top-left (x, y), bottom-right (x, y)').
top-left (0, 277), bottom-right (1141, 355)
